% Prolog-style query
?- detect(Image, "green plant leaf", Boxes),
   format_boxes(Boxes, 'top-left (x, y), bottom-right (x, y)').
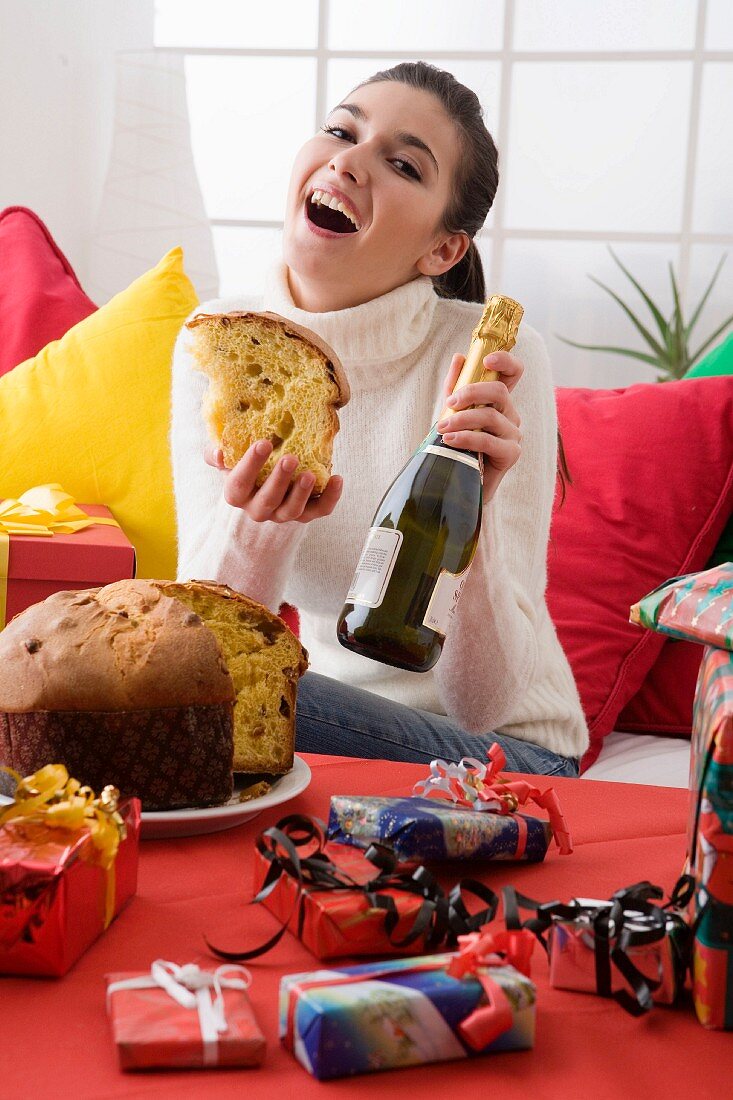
top-left (668, 262), bottom-right (688, 373)
top-left (686, 253), bottom-right (727, 338)
top-left (555, 335), bottom-right (661, 365)
top-left (689, 310), bottom-right (733, 365)
top-left (608, 247), bottom-right (670, 342)
top-left (588, 276), bottom-right (669, 362)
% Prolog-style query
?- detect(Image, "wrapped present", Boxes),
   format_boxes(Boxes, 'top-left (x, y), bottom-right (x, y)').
top-left (688, 645), bottom-right (733, 1029)
top-left (327, 744), bottom-right (572, 862)
top-left (504, 880), bottom-right (692, 1016)
top-left (632, 566), bottom-right (733, 1029)
top-left (206, 815), bottom-right (498, 963)
top-left (106, 960), bottom-right (266, 1070)
top-left (0, 484), bottom-right (136, 632)
top-left (630, 562), bottom-right (733, 649)
top-left (280, 929), bottom-right (537, 1080)
top-left (0, 764), bottom-right (139, 976)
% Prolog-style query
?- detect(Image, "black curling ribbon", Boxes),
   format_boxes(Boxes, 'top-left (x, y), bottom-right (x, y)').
top-left (205, 813), bottom-right (500, 962)
top-left (502, 878), bottom-right (693, 1017)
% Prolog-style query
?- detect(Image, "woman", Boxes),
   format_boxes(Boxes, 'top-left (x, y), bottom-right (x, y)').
top-left (171, 62), bottom-right (588, 775)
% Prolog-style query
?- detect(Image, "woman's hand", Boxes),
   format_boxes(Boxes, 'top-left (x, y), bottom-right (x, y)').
top-left (438, 351), bottom-right (524, 502)
top-left (204, 440), bottom-right (343, 524)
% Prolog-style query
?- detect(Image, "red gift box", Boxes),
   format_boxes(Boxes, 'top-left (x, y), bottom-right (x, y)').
top-left (252, 839), bottom-right (432, 960)
top-left (0, 790), bottom-right (139, 977)
top-left (106, 960), bottom-right (266, 1070)
top-left (1, 501), bottom-right (136, 628)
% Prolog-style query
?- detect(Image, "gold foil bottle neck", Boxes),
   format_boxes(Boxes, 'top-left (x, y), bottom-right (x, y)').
top-left (472, 295), bottom-right (524, 353)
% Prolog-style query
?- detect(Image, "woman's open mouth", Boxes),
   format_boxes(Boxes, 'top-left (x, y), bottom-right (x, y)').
top-left (305, 189), bottom-right (362, 236)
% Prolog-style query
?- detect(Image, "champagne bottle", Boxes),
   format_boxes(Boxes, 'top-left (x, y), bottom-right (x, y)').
top-left (337, 294), bottom-right (523, 673)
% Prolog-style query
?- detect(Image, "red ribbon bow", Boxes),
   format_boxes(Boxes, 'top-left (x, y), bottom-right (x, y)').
top-left (446, 928), bottom-right (537, 1051)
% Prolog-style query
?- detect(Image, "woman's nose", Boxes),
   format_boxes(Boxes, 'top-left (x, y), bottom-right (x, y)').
top-left (329, 146), bottom-right (368, 186)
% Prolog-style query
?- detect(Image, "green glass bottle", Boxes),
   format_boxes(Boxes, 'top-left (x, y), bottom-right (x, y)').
top-left (337, 295), bottom-right (523, 672)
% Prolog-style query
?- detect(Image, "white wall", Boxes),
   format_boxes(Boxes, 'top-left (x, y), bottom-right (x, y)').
top-left (0, 0), bottom-right (154, 287)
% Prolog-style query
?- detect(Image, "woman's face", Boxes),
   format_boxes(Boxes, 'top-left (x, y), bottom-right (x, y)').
top-left (282, 80), bottom-right (468, 310)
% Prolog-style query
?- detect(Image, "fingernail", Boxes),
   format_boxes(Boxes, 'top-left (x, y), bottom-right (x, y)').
top-left (255, 440), bottom-right (271, 456)
top-left (443, 433), bottom-right (456, 442)
top-left (437, 419), bottom-right (450, 430)
top-left (446, 395), bottom-right (457, 406)
top-left (300, 473), bottom-right (315, 488)
top-left (484, 354), bottom-right (498, 365)
top-left (282, 455), bottom-right (298, 473)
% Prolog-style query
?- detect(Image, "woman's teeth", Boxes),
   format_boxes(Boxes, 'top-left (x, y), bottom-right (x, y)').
top-left (310, 189), bottom-right (362, 231)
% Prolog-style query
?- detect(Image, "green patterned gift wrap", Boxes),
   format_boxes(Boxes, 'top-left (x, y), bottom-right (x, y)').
top-left (631, 564), bottom-right (733, 1029)
top-left (688, 645), bottom-right (733, 1029)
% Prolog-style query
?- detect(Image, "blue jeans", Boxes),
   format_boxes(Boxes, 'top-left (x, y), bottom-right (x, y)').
top-left (295, 671), bottom-right (579, 777)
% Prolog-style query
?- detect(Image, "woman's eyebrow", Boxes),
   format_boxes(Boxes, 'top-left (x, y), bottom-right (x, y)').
top-left (331, 101), bottom-right (440, 176)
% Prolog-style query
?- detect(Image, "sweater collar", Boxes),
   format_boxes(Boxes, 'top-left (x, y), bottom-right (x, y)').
top-left (263, 260), bottom-right (438, 389)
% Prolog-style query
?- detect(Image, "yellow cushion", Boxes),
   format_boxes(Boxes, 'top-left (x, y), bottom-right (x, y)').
top-left (0, 248), bottom-right (197, 579)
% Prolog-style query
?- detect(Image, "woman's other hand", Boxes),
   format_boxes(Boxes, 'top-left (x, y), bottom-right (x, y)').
top-left (204, 440), bottom-right (343, 523)
top-left (439, 351), bottom-right (524, 502)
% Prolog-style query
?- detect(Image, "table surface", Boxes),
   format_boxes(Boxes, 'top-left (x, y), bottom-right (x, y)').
top-left (4, 754), bottom-right (730, 1099)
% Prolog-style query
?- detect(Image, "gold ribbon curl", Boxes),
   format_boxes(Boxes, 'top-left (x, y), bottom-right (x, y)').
top-left (0, 763), bottom-right (127, 927)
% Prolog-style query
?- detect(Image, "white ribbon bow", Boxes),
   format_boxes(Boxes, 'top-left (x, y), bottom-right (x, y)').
top-left (107, 960), bottom-right (252, 1066)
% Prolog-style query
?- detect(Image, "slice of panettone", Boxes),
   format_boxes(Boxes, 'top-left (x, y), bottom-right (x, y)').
top-left (152, 580), bottom-right (308, 774)
top-left (185, 310), bottom-right (350, 495)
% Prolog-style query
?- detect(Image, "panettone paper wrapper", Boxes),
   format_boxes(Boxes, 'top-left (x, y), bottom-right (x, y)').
top-left (0, 798), bottom-right (139, 977)
top-left (279, 953), bottom-right (535, 1080)
top-left (328, 794), bottom-right (551, 862)
top-left (689, 645), bottom-right (733, 1030)
top-left (0, 706), bottom-right (233, 811)
top-left (106, 966), bottom-right (266, 1070)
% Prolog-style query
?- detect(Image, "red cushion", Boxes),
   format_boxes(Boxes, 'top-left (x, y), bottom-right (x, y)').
top-left (547, 377), bottom-right (733, 771)
top-left (0, 206), bottom-right (97, 376)
top-left (615, 638), bottom-right (701, 737)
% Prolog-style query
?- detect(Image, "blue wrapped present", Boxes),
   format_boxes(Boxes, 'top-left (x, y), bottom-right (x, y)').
top-left (280, 932), bottom-right (536, 1079)
top-left (328, 794), bottom-right (553, 862)
top-left (327, 748), bottom-right (572, 863)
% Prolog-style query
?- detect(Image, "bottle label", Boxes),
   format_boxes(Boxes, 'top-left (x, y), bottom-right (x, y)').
top-left (422, 444), bottom-right (482, 473)
top-left (346, 527), bottom-right (403, 608)
top-left (423, 566), bottom-right (470, 636)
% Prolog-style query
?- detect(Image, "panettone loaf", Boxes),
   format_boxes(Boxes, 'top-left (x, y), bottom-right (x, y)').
top-left (0, 579), bottom-right (308, 810)
top-left (186, 310), bottom-right (350, 495)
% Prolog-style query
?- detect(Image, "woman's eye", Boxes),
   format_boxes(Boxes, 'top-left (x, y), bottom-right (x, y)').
top-left (321, 125), bottom-right (353, 141)
top-left (392, 158), bottom-right (421, 181)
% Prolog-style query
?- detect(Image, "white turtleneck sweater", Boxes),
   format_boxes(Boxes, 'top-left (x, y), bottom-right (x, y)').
top-left (170, 261), bottom-right (588, 758)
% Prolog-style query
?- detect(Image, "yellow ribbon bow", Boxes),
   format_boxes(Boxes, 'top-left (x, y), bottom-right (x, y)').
top-left (0, 483), bottom-right (119, 629)
top-left (0, 763), bottom-right (127, 927)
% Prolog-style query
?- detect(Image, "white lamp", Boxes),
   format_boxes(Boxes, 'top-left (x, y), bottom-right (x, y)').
top-left (88, 50), bottom-right (218, 304)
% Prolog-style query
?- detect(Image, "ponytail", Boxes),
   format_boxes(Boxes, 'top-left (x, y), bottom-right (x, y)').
top-left (432, 239), bottom-right (486, 304)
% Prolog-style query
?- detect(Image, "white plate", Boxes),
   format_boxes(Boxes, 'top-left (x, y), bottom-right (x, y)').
top-left (140, 755), bottom-right (311, 840)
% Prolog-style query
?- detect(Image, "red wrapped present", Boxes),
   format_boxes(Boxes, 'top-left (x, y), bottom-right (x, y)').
top-left (0, 764), bottom-right (139, 976)
top-left (0, 484), bottom-right (136, 629)
top-left (504, 881), bottom-right (691, 1015)
top-left (106, 960), bottom-right (266, 1070)
top-left (206, 816), bottom-right (498, 964)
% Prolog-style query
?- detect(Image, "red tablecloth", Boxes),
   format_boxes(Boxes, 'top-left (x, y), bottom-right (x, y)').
top-left (3, 755), bottom-right (730, 1098)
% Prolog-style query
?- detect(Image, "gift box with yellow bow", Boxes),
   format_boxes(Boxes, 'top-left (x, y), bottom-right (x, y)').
top-left (279, 929), bottom-right (537, 1080)
top-left (0, 484), bottom-right (136, 630)
top-left (0, 764), bottom-right (140, 977)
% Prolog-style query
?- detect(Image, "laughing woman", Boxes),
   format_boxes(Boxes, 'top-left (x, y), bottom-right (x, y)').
top-left (171, 61), bottom-right (588, 775)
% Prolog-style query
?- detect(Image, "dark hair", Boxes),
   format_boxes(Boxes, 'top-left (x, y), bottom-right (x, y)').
top-left (353, 61), bottom-right (497, 304)
top-left (353, 61), bottom-right (571, 502)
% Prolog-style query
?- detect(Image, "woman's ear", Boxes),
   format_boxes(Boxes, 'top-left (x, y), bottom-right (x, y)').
top-left (416, 231), bottom-right (470, 277)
